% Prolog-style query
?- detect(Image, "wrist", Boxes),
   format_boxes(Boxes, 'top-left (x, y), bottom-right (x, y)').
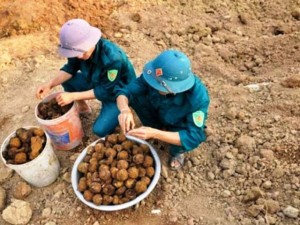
top-left (120, 107), bottom-right (131, 113)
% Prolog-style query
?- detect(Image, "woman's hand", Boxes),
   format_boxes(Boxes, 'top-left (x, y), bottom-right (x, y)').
top-left (36, 83), bottom-right (52, 99)
top-left (127, 126), bottom-right (156, 140)
top-left (56, 92), bottom-right (75, 106)
top-left (118, 109), bottom-right (135, 133)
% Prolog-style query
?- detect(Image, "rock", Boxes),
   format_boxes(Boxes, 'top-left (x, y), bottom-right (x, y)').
top-left (222, 190), bottom-right (231, 198)
top-left (45, 221), bottom-right (56, 225)
top-left (161, 165), bottom-right (169, 179)
top-left (260, 149), bottom-right (274, 160)
top-left (93, 222), bottom-right (100, 225)
top-left (190, 157), bottom-right (200, 166)
top-left (247, 204), bottom-right (264, 217)
top-left (225, 107), bottom-right (238, 120)
top-left (283, 205), bottom-right (299, 218)
top-left (235, 135), bottom-right (256, 154)
top-left (238, 13), bottom-right (249, 24)
top-left (0, 186), bottom-right (6, 210)
top-left (114, 32), bottom-right (123, 38)
top-left (272, 166), bottom-right (285, 178)
top-left (62, 171), bottom-right (71, 183)
top-left (219, 158), bottom-right (236, 170)
top-left (244, 61), bottom-right (255, 70)
top-left (207, 171), bottom-right (215, 181)
top-left (265, 199), bottom-right (280, 214)
top-left (262, 181), bottom-right (272, 190)
top-left (243, 187), bottom-right (264, 203)
top-left (70, 153), bottom-right (80, 161)
top-left (45, 222), bottom-right (56, 225)
top-left (0, 166), bottom-right (13, 183)
top-left (241, 218), bottom-right (252, 225)
top-left (291, 8), bottom-right (300, 20)
top-left (21, 105), bottom-right (30, 113)
top-left (13, 182), bottom-right (32, 199)
top-left (176, 171), bottom-right (184, 180)
top-left (2, 199), bottom-right (32, 225)
top-left (42, 207), bottom-right (52, 217)
top-left (266, 215), bottom-right (276, 225)
top-left (222, 169), bottom-right (235, 178)
top-left (131, 13), bottom-right (141, 22)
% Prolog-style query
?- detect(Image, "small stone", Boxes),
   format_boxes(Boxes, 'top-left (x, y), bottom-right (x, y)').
top-left (222, 190), bottom-right (231, 198)
top-left (272, 167), bottom-right (285, 178)
top-left (291, 8), bottom-right (300, 20)
top-left (238, 13), bottom-right (249, 24)
top-left (70, 153), bottom-right (80, 161)
top-left (45, 222), bottom-right (56, 225)
top-left (114, 32), bottom-right (123, 38)
top-left (42, 207), bottom-right (52, 217)
top-left (21, 105), bottom-right (30, 113)
top-left (266, 215), bottom-right (276, 225)
top-left (190, 157), bottom-right (200, 166)
top-left (283, 205), bottom-right (299, 218)
top-left (265, 200), bottom-right (280, 214)
top-left (219, 158), bottom-right (236, 170)
top-left (62, 172), bottom-right (71, 183)
top-left (225, 152), bottom-right (235, 159)
top-left (247, 204), bottom-right (264, 217)
top-left (262, 181), bottom-right (272, 190)
top-left (161, 165), bottom-right (169, 179)
top-left (235, 135), bottom-right (256, 153)
top-left (176, 171), bottom-right (184, 180)
top-left (93, 222), bottom-right (100, 225)
top-left (13, 182), bottom-right (32, 199)
top-left (243, 187), bottom-right (264, 203)
top-left (260, 149), bottom-right (274, 160)
top-left (225, 107), bottom-right (238, 120)
top-left (0, 166), bottom-right (13, 183)
top-left (0, 186), bottom-right (6, 210)
top-left (2, 200), bottom-right (32, 225)
top-left (131, 13), bottom-right (141, 22)
top-left (207, 171), bottom-right (215, 181)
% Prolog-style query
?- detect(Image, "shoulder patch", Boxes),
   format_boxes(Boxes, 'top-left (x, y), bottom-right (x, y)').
top-left (107, 69), bottom-right (118, 82)
top-left (192, 110), bottom-right (205, 127)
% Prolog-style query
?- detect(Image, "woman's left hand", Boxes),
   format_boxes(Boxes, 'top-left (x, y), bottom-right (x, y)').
top-left (127, 126), bottom-right (156, 140)
top-left (56, 92), bottom-right (75, 106)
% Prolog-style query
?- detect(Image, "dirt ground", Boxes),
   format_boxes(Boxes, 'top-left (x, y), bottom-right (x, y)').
top-left (0, 0), bottom-right (300, 225)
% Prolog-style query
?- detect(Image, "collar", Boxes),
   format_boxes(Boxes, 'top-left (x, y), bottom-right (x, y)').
top-left (91, 39), bottom-right (102, 64)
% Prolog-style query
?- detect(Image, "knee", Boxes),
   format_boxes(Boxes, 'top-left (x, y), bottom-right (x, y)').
top-left (92, 125), bottom-right (109, 138)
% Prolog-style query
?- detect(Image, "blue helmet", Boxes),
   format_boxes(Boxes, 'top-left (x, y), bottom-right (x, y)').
top-left (142, 49), bottom-right (195, 94)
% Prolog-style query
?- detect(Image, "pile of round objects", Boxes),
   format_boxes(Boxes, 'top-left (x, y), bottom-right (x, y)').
top-left (37, 98), bottom-right (72, 120)
top-left (76, 133), bottom-right (156, 206)
top-left (2, 127), bottom-right (46, 164)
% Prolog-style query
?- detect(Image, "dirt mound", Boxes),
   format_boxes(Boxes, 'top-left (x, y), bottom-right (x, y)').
top-left (0, 0), bottom-right (121, 38)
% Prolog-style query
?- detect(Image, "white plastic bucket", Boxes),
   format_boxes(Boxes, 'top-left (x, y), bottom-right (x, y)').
top-left (35, 92), bottom-right (84, 151)
top-left (0, 126), bottom-right (60, 187)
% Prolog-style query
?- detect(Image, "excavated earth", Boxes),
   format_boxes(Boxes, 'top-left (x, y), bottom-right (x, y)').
top-left (0, 0), bottom-right (300, 225)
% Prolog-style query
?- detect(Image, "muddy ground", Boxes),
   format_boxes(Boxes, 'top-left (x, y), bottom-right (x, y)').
top-left (0, 0), bottom-right (300, 225)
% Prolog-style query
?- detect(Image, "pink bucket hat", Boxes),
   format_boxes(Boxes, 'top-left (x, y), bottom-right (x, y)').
top-left (58, 19), bottom-right (102, 58)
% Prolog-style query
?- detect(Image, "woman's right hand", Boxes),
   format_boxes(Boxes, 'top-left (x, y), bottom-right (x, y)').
top-left (36, 83), bottom-right (52, 99)
top-left (118, 109), bottom-right (135, 133)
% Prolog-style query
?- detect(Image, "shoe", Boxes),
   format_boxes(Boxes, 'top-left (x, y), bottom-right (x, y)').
top-left (169, 154), bottom-right (184, 170)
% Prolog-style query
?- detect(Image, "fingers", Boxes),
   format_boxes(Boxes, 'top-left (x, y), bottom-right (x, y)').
top-left (118, 113), bottom-right (135, 133)
top-left (56, 94), bottom-right (65, 106)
